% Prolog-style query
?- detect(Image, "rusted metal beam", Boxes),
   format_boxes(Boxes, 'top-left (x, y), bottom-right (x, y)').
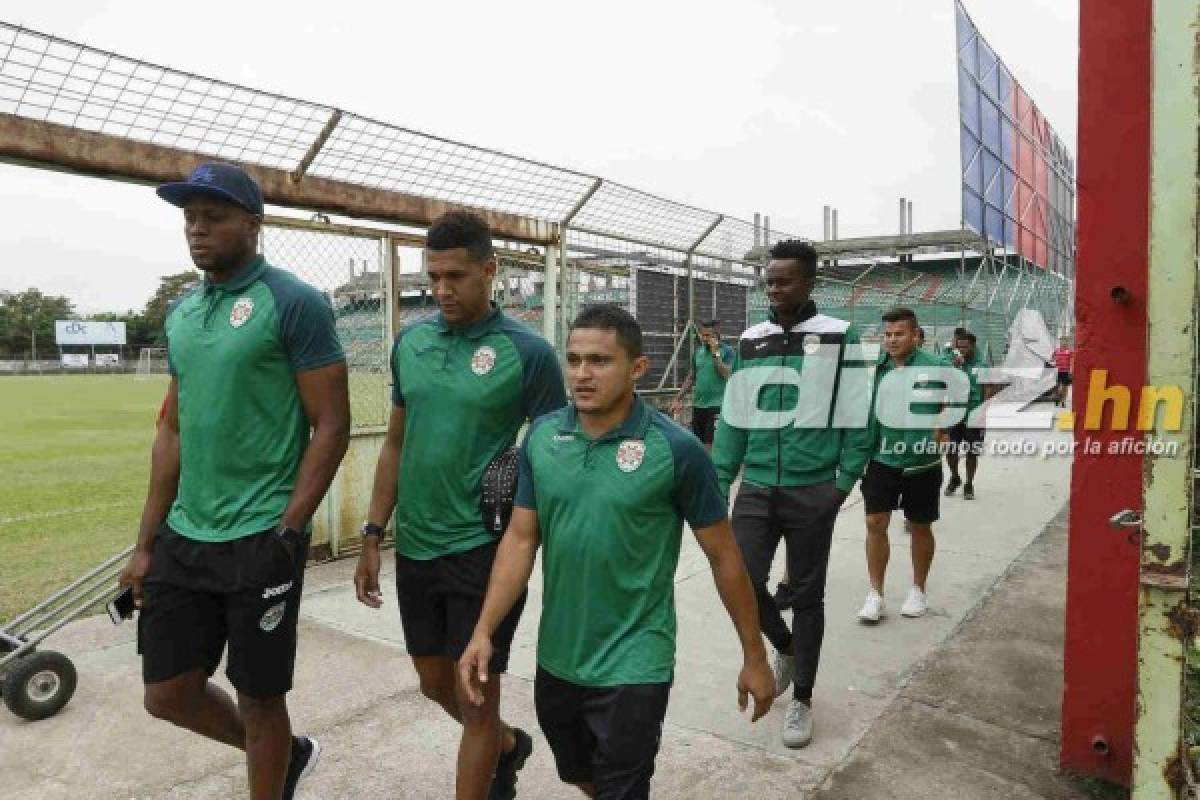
top-left (0, 114), bottom-right (558, 245)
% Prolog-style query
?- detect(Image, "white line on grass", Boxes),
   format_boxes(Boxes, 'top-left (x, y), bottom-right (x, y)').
top-left (0, 501), bottom-right (130, 526)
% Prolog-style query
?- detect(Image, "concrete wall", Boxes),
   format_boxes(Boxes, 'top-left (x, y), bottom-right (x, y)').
top-left (311, 430), bottom-right (386, 559)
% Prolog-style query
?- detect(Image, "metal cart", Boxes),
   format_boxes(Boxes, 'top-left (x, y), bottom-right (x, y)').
top-left (0, 546), bottom-right (132, 720)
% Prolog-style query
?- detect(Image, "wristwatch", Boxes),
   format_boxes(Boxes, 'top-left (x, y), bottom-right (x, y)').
top-left (277, 524), bottom-right (303, 539)
top-left (361, 521), bottom-right (385, 539)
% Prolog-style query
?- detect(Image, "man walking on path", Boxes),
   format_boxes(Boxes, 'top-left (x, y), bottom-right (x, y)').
top-left (461, 304), bottom-right (773, 799)
top-left (354, 211), bottom-right (567, 800)
top-left (713, 239), bottom-right (873, 749)
top-left (1052, 339), bottom-right (1074, 407)
top-left (944, 330), bottom-right (985, 500)
top-left (121, 161), bottom-right (350, 800)
top-left (670, 319), bottom-right (735, 451)
top-left (856, 308), bottom-right (945, 624)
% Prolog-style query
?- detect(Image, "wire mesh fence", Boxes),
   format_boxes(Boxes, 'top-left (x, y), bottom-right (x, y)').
top-left (0, 18), bottom-right (1073, 392)
top-left (259, 220), bottom-right (389, 428)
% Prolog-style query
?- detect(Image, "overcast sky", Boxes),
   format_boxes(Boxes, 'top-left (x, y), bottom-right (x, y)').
top-left (0, 0), bottom-right (1077, 313)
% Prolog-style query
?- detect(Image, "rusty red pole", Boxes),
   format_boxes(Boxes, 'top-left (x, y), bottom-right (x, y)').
top-left (1060, 0), bottom-right (1152, 785)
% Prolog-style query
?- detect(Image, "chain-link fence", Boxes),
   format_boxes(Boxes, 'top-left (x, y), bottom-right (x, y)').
top-left (260, 219), bottom-right (389, 428)
top-left (0, 18), bottom-right (1074, 389)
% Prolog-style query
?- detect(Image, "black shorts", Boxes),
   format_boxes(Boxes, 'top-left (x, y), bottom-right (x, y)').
top-left (690, 406), bottom-right (719, 445)
top-left (395, 540), bottom-right (525, 673)
top-left (534, 668), bottom-right (671, 799)
top-left (861, 461), bottom-right (942, 524)
top-left (1057, 371), bottom-right (1072, 386)
top-left (138, 523), bottom-right (308, 699)
top-left (948, 421), bottom-right (986, 455)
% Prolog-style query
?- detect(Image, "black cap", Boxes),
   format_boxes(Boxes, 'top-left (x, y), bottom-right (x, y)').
top-left (157, 161), bottom-right (264, 215)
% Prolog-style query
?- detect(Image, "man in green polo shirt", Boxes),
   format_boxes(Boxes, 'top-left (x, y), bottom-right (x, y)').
top-left (670, 319), bottom-right (735, 451)
top-left (856, 308), bottom-right (949, 624)
top-left (459, 304), bottom-right (773, 799)
top-left (119, 162), bottom-right (350, 800)
top-left (354, 211), bottom-right (566, 800)
top-left (944, 329), bottom-right (986, 499)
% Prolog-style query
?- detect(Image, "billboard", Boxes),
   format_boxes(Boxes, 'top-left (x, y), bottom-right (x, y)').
top-left (54, 320), bottom-right (126, 346)
top-left (956, 0), bottom-right (1075, 276)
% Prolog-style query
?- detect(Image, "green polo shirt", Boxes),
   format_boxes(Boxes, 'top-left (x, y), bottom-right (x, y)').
top-left (692, 341), bottom-right (735, 409)
top-left (165, 256), bottom-right (345, 542)
top-left (392, 304), bottom-right (566, 560)
top-left (869, 347), bottom-right (945, 475)
top-left (515, 397), bottom-right (728, 687)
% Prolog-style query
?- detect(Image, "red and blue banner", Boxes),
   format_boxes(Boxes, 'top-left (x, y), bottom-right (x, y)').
top-left (957, 0), bottom-right (1075, 275)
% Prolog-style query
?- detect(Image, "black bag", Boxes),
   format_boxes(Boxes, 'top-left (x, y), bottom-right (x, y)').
top-left (480, 447), bottom-right (520, 537)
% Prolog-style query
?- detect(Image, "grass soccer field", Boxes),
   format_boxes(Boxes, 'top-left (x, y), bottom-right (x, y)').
top-left (0, 374), bottom-right (167, 622)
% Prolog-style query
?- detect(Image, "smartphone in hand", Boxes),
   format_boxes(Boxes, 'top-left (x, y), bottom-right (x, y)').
top-left (107, 586), bottom-right (136, 625)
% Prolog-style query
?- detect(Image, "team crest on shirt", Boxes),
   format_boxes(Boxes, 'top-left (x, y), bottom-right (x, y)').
top-left (470, 345), bottom-right (497, 376)
top-left (616, 439), bottom-right (645, 473)
top-left (229, 297), bottom-right (255, 328)
top-left (259, 601), bottom-right (286, 632)
top-left (802, 333), bottom-right (822, 354)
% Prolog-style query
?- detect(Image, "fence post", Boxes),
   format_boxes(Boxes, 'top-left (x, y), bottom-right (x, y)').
top-left (556, 178), bottom-right (604, 350)
top-left (1133, 1), bottom-right (1199, 795)
top-left (544, 239), bottom-right (558, 349)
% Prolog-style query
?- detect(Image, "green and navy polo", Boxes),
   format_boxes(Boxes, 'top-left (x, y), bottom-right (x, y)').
top-left (391, 303), bottom-right (566, 560)
top-left (692, 340), bottom-right (736, 409)
top-left (869, 347), bottom-right (946, 475)
top-left (515, 397), bottom-right (728, 687)
top-left (165, 256), bottom-right (345, 542)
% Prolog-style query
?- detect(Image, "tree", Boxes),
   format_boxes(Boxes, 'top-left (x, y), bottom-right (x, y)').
top-left (142, 271), bottom-right (201, 345)
top-left (0, 289), bottom-right (75, 358)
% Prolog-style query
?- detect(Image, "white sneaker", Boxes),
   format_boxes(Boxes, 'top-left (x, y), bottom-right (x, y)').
top-left (856, 590), bottom-right (885, 623)
top-left (782, 699), bottom-right (814, 748)
top-left (771, 650), bottom-right (795, 698)
top-left (901, 586), bottom-right (928, 618)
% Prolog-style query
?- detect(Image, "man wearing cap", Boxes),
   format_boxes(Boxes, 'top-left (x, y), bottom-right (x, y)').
top-left (119, 162), bottom-right (350, 800)
top-left (354, 211), bottom-right (566, 800)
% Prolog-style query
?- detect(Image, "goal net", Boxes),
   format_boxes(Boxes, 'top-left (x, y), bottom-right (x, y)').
top-left (135, 347), bottom-right (169, 380)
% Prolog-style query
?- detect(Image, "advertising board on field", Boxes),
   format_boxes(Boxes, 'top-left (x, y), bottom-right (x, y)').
top-left (54, 320), bottom-right (127, 346)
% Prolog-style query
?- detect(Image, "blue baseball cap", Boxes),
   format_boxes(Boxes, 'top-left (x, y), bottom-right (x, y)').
top-left (157, 161), bottom-right (264, 215)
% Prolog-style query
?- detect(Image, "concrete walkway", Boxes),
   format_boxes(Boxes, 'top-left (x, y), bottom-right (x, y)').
top-left (0, 427), bottom-right (1075, 799)
top-left (812, 509), bottom-right (1090, 799)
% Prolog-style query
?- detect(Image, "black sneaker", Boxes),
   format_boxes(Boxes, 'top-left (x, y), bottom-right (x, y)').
top-left (489, 727), bottom-right (533, 800)
top-left (283, 735), bottom-right (320, 800)
top-left (944, 476), bottom-right (962, 496)
top-left (964, 484), bottom-right (975, 500)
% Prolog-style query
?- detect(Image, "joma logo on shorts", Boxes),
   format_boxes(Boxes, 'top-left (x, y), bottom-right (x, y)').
top-left (262, 581), bottom-right (293, 600)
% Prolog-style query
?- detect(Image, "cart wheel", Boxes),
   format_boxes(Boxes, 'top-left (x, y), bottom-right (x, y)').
top-left (3, 651), bottom-right (77, 721)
